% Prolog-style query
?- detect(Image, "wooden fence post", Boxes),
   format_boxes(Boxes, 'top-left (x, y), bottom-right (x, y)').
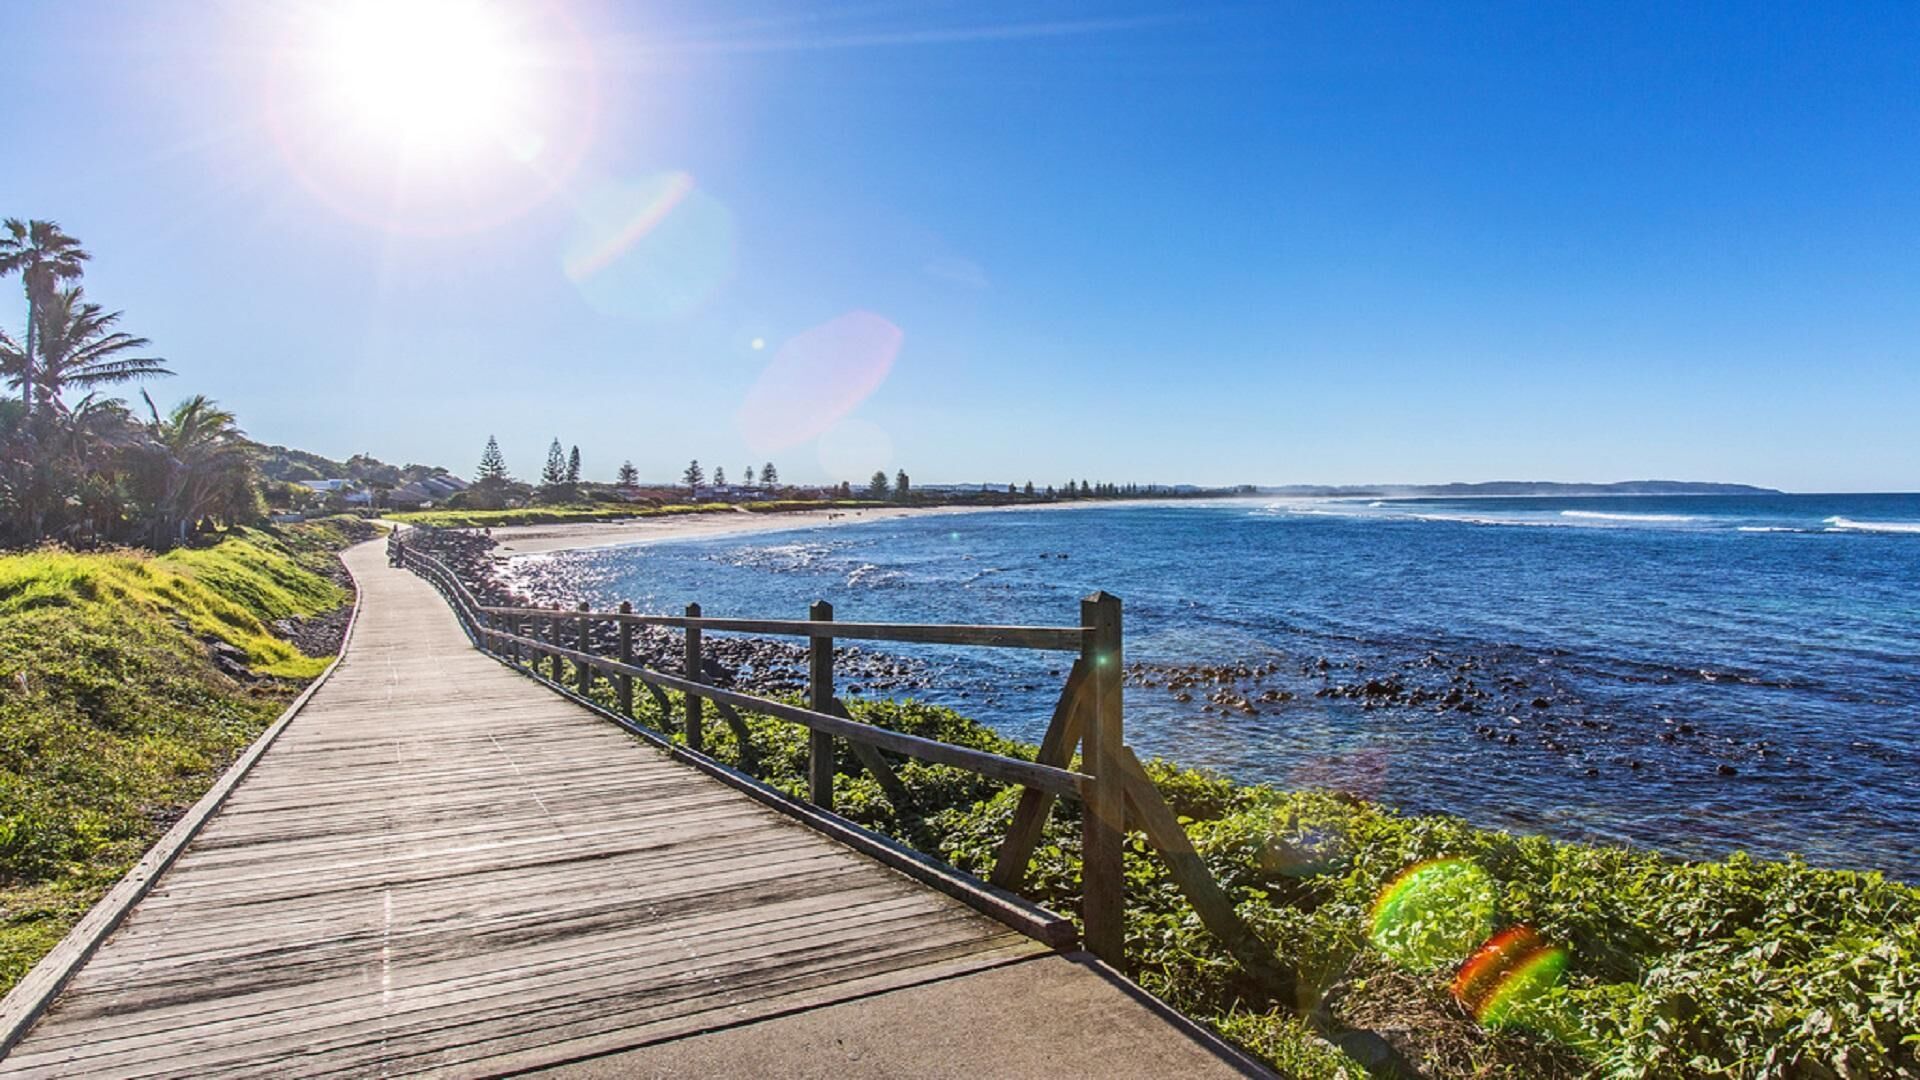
top-left (548, 607), bottom-right (563, 683)
top-left (576, 602), bottom-right (592, 695)
top-left (617, 601), bottom-right (634, 717)
top-left (1080, 591), bottom-right (1125, 966)
top-left (683, 602), bottom-right (704, 750)
top-left (807, 601), bottom-right (836, 808)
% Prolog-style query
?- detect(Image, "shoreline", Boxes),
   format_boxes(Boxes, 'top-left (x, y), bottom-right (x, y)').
top-left (477, 500), bottom-right (1186, 556)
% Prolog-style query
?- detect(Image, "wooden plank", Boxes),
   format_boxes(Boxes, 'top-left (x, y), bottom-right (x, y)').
top-left (479, 627), bottom-right (1090, 798)
top-left (1117, 746), bottom-right (1297, 996)
top-left (1079, 591), bottom-right (1127, 965)
top-left (683, 601), bottom-right (704, 751)
top-left (479, 606), bottom-right (1087, 652)
top-left (711, 700), bottom-right (759, 773)
top-left (832, 699), bottom-right (911, 807)
top-left (807, 600), bottom-right (836, 808)
top-left (990, 660), bottom-right (1089, 890)
top-left (616, 600), bottom-right (635, 717)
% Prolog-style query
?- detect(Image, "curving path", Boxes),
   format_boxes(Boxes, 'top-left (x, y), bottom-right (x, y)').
top-left (0, 541), bottom-right (1262, 1078)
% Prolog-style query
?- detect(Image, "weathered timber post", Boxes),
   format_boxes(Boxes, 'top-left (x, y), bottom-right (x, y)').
top-left (548, 607), bottom-right (564, 683)
top-left (576, 602), bottom-right (593, 694)
top-left (807, 601), bottom-right (836, 807)
top-left (1080, 591), bottom-right (1125, 966)
top-left (616, 601), bottom-right (635, 716)
top-left (683, 602), bottom-right (704, 750)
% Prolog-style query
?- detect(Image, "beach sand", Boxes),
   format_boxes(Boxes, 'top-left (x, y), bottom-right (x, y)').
top-left (478, 504), bottom-right (998, 556)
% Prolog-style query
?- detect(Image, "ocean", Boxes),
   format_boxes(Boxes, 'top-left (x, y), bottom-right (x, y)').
top-left (499, 493), bottom-right (1920, 879)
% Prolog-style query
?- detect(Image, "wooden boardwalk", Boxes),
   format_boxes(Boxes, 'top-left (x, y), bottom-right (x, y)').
top-left (0, 542), bottom-right (1261, 1078)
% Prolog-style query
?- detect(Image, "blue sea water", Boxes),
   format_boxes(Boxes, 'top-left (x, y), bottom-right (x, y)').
top-left (503, 493), bottom-right (1920, 879)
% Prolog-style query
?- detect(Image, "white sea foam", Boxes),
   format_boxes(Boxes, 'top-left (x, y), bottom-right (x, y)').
top-left (1824, 516), bottom-right (1920, 535)
top-left (1560, 510), bottom-right (1697, 523)
top-left (1736, 526), bottom-right (1805, 533)
top-left (1410, 513), bottom-right (1566, 528)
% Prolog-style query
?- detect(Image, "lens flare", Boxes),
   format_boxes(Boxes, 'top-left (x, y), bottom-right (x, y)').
top-left (737, 312), bottom-right (902, 454)
top-left (562, 174), bottom-right (735, 321)
top-left (1369, 858), bottom-right (1498, 970)
top-left (1451, 926), bottom-right (1569, 1028)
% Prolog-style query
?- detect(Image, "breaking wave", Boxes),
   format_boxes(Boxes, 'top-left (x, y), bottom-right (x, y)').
top-left (1824, 516), bottom-right (1920, 535)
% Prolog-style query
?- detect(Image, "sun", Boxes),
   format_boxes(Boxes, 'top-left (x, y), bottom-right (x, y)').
top-left (267, 0), bottom-right (597, 232)
top-left (308, 0), bottom-right (534, 162)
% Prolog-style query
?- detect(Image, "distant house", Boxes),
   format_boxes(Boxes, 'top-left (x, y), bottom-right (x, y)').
top-left (387, 473), bottom-right (470, 508)
top-left (301, 479), bottom-right (372, 507)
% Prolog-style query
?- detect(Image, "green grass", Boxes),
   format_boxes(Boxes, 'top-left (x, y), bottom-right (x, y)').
top-left (0, 518), bottom-right (372, 993)
top-left (547, 666), bottom-right (1919, 1079)
top-left (387, 499), bottom-right (889, 528)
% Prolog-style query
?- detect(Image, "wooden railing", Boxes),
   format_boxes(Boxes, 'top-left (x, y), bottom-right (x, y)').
top-left (389, 530), bottom-right (1292, 987)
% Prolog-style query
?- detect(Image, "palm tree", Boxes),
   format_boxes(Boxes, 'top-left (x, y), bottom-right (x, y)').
top-left (4, 287), bottom-right (169, 411)
top-left (133, 393), bottom-right (257, 544)
top-left (0, 219), bottom-right (90, 414)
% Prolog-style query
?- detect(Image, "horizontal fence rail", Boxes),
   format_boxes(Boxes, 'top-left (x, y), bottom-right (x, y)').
top-left (476, 606), bottom-right (1089, 652)
top-left (386, 527), bottom-right (1294, 987)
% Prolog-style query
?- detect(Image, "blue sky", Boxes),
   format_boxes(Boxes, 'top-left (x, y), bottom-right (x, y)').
top-left (2, 1), bottom-right (1916, 491)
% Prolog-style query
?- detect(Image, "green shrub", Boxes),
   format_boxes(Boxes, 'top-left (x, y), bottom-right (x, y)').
top-left (0, 519), bottom-right (363, 993)
top-left (551, 665), bottom-right (1920, 1078)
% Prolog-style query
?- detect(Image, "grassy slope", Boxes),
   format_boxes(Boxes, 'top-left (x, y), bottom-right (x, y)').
top-left (562, 676), bottom-right (1917, 1079)
top-left (0, 518), bottom-right (372, 993)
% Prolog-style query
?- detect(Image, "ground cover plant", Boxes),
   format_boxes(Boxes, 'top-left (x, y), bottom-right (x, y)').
top-left (551, 666), bottom-right (1918, 1078)
top-left (0, 517), bottom-right (372, 992)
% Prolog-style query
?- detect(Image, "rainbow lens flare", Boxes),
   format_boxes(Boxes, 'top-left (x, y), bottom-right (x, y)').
top-left (1368, 858), bottom-right (1498, 970)
top-left (737, 311), bottom-right (902, 454)
top-left (1451, 925), bottom-right (1569, 1028)
top-left (562, 174), bottom-right (735, 321)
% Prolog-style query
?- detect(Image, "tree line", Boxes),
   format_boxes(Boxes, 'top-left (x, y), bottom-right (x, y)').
top-left (0, 219), bottom-right (261, 548)
top-left (457, 436), bottom-right (790, 508)
top-left (456, 436), bottom-right (1209, 511)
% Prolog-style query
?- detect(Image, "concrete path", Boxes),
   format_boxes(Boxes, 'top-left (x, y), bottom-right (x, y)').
top-left (0, 541), bottom-right (1262, 1078)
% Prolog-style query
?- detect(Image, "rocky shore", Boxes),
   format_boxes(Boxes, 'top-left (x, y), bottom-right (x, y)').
top-left (405, 527), bottom-right (939, 698)
top-left (404, 525), bottom-right (1790, 785)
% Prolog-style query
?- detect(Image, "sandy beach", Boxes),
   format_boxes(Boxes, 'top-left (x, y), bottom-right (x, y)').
top-left (480, 504), bottom-right (1009, 556)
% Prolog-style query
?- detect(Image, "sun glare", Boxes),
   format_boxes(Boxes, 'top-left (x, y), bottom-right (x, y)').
top-left (267, 0), bottom-right (596, 232)
top-left (312, 0), bottom-right (528, 160)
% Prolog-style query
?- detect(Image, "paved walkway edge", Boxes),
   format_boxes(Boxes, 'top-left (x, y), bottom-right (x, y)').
top-left (0, 547), bottom-right (369, 1056)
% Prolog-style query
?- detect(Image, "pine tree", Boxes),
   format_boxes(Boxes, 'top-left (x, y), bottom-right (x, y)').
top-left (867, 470), bottom-right (890, 498)
top-left (475, 436), bottom-right (509, 484)
top-left (683, 459), bottom-right (704, 496)
top-left (1024, 480), bottom-right (1034, 496)
top-left (566, 445), bottom-right (581, 484)
top-left (1045, 484), bottom-right (1055, 497)
top-left (541, 439), bottom-right (567, 487)
top-left (1079, 480), bottom-right (1091, 497)
top-left (761, 462), bottom-right (779, 487)
top-left (895, 470), bottom-right (910, 500)
top-left (616, 460), bottom-right (639, 488)
top-left (713, 466), bottom-right (726, 487)
top-left (836, 480), bottom-right (852, 498)
top-left (743, 465), bottom-right (755, 486)
top-left (1007, 482), bottom-right (1016, 495)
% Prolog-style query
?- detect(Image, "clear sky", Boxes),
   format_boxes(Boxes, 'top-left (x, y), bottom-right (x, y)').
top-left (3, 1), bottom-right (1916, 491)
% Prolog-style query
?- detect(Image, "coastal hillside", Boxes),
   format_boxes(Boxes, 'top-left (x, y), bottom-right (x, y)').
top-left (0, 517), bottom-right (374, 992)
